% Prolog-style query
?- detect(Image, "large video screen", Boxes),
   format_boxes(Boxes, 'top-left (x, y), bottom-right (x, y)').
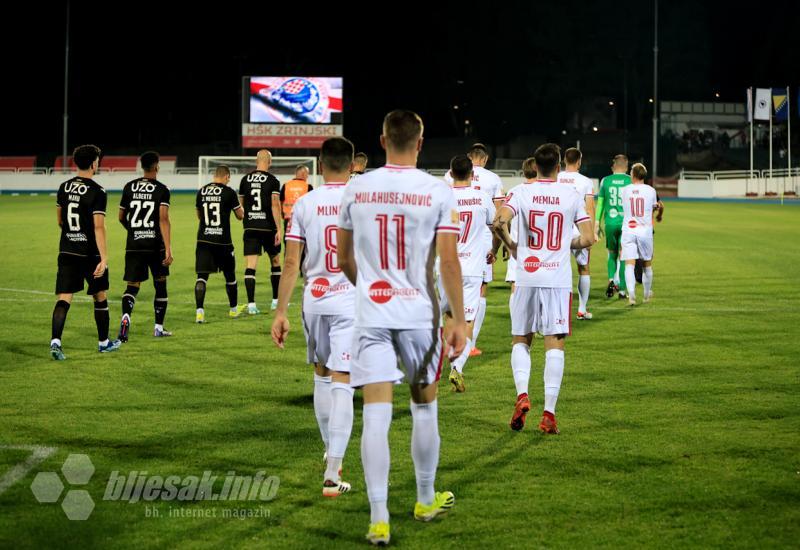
top-left (247, 77), bottom-right (343, 124)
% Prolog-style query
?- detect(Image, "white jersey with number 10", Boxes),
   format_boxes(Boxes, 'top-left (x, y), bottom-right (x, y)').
top-left (620, 184), bottom-right (658, 236)
top-left (285, 182), bottom-right (355, 315)
top-left (503, 180), bottom-right (589, 289)
top-left (338, 165), bottom-right (460, 330)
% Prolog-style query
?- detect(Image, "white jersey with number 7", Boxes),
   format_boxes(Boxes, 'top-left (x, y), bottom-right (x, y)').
top-left (503, 180), bottom-right (589, 289)
top-left (338, 165), bottom-right (460, 330)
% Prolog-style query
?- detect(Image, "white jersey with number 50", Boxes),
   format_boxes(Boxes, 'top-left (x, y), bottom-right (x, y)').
top-left (453, 186), bottom-right (496, 277)
top-left (285, 182), bottom-right (355, 316)
top-left (338, 165), bottom-right (460, 330)
top-left (621, 184), bottom-right (658, 236)
top-left (504, 180), bottom-right (589, 289)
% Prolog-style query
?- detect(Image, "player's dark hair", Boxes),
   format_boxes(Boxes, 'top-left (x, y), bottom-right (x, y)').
top-left (564, 147), bottom-right (582, 165)
top-left (214, 165), bottom-right (230, 178)
top-left (72, 144), bottom-right (101, 170)
top-left (383, 110), bottom-right (423, 152)
top-left (533, 143), bottom-right (561, 177)
top-left (522, 157), bottom-right (537, 179)
top-left (140, 151), bottom-right (159, 172)
top-left (467, 143), bottom-right (488, 160)
top-left (295, 164), bottom-right (308, 175)
top-left (450, 154), bottom-right (473, 181)
top-left (353, 152), bottom-right (368, 166)
top-left (320, 137), bottom-right (355, 173)
top-left (631, 162), bottom-right (648, 180)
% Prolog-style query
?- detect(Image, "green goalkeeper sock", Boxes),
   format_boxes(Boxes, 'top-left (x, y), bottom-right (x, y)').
top-left (607, 252), bottom-right (618, 281)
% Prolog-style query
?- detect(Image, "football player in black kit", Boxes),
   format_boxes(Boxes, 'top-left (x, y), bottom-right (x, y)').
top-left (117, 151), bottom-right (174, 341)
top-left (239, 149), bottom-right (283, 314)
top-left (50, 145), bottom-right (120, 359)
top-left (195, 165), bottom-right (244, 323)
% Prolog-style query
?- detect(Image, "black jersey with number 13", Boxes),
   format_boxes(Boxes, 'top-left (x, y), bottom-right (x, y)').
top-left (56, 176), bottom-right (107, 257)
top-left (196, 183), bottom-right (240, 245)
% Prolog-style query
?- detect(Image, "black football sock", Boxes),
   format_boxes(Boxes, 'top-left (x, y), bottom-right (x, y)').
top-left (245, 268), bottom-right (256, 304)
top-left (51, 300), bottom-right (71, 341)
top-left (153, 279), bottom-right (168, 325)
top-left (121, 285), bottom-right (139, 317)
top-left (270, 265), bottom-right (281, 300)
top-left (94, 300), bottom-right (110, 342)
top-left (224, 270), bottom-right (238, 308)
top-left (195, 275), bottom-right (208, 309)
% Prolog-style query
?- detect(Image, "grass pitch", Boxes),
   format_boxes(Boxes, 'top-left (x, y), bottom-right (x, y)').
top-left (0, 193), bottom-right (798, 548)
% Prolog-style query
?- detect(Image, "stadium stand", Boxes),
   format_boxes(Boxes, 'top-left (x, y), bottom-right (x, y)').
top-left (0, 156), bottom-right (37, 172)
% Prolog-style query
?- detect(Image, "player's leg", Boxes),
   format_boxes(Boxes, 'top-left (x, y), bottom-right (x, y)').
top-left (575, 249), bottom-right (592, 319)
top-left (153, 276), bottom-right (171, 337)
top-left (50, 292), bottom-right (73, 360)
top-left (635, 258), bottom-right (644, 284)
top-left (303, 313), bottom-right (334, 458)
top-left (88, 257), bottom-right (118, 353)
top-left (444, 313), bottom-right (473, 393)
top-left (244, 253), bottom-right (259, 315)
top-left (269, 233), bottom-right (283, 310)
top-left (353, 329), bottom-right (401, 543)
top-left (323, 315), bottom-right (355, 496)
top-left (194, 274), bottom-right (208, 323)
top-left (615, 228), bottom-right (628, 298)
top-left (448, 276), bottom-right (479, 385)
top-left (643, 260), bottom-right (653, 302)
top-left (470, 282), bottom-right (487, 357)
top-left (540, 335), bottom-right (566, 435)
top-left (395, 328), bottom-right (453, 522)
top-left (221, 247), bottom-right (240, 318)
top-left (51, 253), bottom-right (80, 359)
top-left (509, 286), bottom-right (536, 431)
top-left (605, 230), bottom-right (619, 298)
top-left (195, 244), bottom-right (213, 322)
top-left (624, 260), bottom-right (637, 305)
top-left (118, 281), bottom-right (140, 343)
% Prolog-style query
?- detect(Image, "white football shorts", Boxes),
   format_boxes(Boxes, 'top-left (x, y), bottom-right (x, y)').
top-left (511, 287), bottom-right (572, 337)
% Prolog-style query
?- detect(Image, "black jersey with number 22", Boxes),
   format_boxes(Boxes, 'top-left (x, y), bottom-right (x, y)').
top-left (120, 178), bottom-right (171, 251)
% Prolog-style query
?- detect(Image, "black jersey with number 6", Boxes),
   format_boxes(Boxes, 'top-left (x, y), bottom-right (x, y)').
top-left (196, 183), bottom-right (241, 245)
top-left (238, 170), bottom-right (280, 231)
top-left (119, 178), bottom-right (171, 251)
top-left (56, 176), bottom-right (107, 257)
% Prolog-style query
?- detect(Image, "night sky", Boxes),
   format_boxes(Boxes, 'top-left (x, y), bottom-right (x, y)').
top-left (2, 0), bottom-right (798, 163)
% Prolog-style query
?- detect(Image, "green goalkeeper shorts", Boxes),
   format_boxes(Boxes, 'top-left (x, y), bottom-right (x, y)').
top-left (605, 223), bottom-right (623, 252)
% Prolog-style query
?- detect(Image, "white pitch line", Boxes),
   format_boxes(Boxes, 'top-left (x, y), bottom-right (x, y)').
top-left (0, 445), bottom-right (58, 496)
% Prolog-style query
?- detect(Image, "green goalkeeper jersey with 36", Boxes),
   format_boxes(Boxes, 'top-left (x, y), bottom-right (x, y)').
top-left (598, 173), bottom-right (631, 226)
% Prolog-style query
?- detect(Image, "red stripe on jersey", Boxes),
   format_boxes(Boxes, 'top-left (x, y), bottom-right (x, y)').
top-left (436, 226), bottom-right (460, 232)
top-left (384, 164), bottom-right (416, 170)
top-left (504, 203), bottom-right (517, 215)
top-left (285, 234), bottom-right (305, 242)
top-left (434, 328), bottom-right (445, 382)
top-left (576, 216), bottom-right (590, 223)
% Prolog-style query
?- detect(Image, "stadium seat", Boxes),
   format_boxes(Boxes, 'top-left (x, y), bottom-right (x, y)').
top-left (0, 156), bottom-right (36, 172)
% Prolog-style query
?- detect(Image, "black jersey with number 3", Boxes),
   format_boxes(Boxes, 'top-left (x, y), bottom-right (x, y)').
top-left (56, 176), bottom-right (107, 256)
top-left (238, 170), bottom-right (280, 231)
top-left (119, 178), bottom-right (171, 251)
top-left (196, 183), bottom-right (241, 245)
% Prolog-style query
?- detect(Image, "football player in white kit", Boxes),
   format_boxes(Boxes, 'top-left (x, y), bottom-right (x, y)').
top-left (503, 158), bottom-right (537, 308)
top-left (620, 163), bottom-right (658, 306)
top-left (338, 110), bottom-right (466, 545)
top-left (271, 137), bottom-right (357, 498)
top-left (557, 147), bottom-right (596, 320)
top-left (493, 144), bottom-right (594, 435)
top-left (445, 143), bottom-right (505, 357)
top-left (440, 154), bottom-right (496, 392)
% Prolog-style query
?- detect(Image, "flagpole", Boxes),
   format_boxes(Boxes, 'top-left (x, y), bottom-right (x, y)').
top-left (749, 87), bottom-right (754, 195)
top-left (769, 95), bottom-right (773, 198)
top-left (787, 86), bottom-right (792, 204)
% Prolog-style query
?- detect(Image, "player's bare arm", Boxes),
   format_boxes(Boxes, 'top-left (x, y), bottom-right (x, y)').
top-left (336, 228), bottom-right (357, 285)
top-left (492, 206), bottom-right (516, 258)
top-left (271, 194), bottom-right (282, 244)
top-left (159, 204), bottom-right (173, 266)
top-left (270, 239), bottom-right (303, 348)
top-left (56, 205), bottom-right (62, 227)
top-left (571, 219), bottom-right (594, 250)
top-left (233, 204), bottom-right (244, 221)
top-left (437, 232), bottom-right (466, 358)
top-left (585, 194), bottom-right (596, 238)
top-left (118, 207), bottom-right (129, 230)
top-left (93, 213), bottom-right (108, 278)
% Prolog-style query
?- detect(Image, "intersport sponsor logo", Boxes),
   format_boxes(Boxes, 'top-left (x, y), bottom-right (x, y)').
top-left (368, 281), bottom-right (420, 304)
top-left (522, 256), bottom-right (559, 273)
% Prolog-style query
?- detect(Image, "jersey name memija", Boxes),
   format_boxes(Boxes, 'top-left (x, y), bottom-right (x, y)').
top-left (286, 182), bottom-right (355, 316)
top-left (338, 165), bottom-right (460, 329)
top-left (56, 177), bottom-right (107, 257)
top-left (119, 178), bottom-right (170, 251)
top-left (453, 186), bottom-right (496, 277)
top-left (504, 180), bottom-right (589, 289)
top-left (195, 183), bottom-right (241, 245)
top-left (621, 184), bottom-right (658, 235)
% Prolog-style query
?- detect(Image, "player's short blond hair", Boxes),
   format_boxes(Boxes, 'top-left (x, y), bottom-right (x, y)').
top-left (631, 163), bottom-right (647, 181)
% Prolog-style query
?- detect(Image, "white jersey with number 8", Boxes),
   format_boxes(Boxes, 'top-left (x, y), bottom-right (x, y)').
top-left (286, 182), bottom-right (355, 315)
top-left (503, 180), bottom-right (589, 289)
top-left (338, 165), bottom-right (460, 329)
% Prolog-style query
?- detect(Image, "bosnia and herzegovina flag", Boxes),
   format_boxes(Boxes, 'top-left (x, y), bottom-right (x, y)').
top-left (772, 88), bottom-right (788, 121)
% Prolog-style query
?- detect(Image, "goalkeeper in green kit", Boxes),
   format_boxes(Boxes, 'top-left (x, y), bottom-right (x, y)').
top-left (595, 154), bottom-right (631, 299)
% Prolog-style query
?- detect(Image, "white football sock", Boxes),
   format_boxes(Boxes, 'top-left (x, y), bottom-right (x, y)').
top-left (511, 343), bottom-right (531, 396)
top-left (99, 339), bottom-right (109, 347)
top-left (362, 402), bottom-right (392, 524)
top-left (472, 297), bottom-right (487, 345)
top-left (643, 267), bottom-right (653, 297)
top-left (625, 264), bottom-right (636, 301)
top-left (578, 275), bottom-right (590, 313)
top-left (543, 349), bottom-right (565, 414)
top-left (325, 382), bottom-right (354, 481)
top-left (410, 400), bottom-right (440, 506)
top-left (51, 338), bottom-right (61, 347)
top-left (451, 338), bottom-right (472, 373)
top-left (313, 374), bottom-right (332, 451)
